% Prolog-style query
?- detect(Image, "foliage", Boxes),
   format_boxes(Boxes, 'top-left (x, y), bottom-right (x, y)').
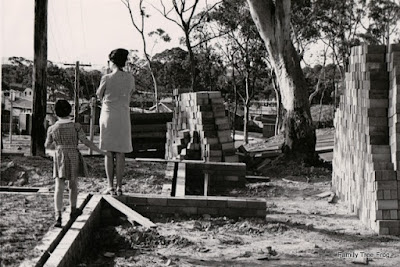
top-left (1, 58), bottom-right (101, 100)
top-left (359, 0), bottom-right (400, 45)
top-left (303, 63), bottom-right (342, 105)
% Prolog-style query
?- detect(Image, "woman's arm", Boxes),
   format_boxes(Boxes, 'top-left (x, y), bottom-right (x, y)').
top-left (96, 75), bottom-right (107, 100)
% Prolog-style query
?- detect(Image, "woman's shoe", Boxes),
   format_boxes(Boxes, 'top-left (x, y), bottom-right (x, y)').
top-left (102, 187), bottom-right (115, 195)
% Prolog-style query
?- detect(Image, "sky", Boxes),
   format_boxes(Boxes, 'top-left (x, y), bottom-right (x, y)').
top-left (1, 0), bottom-right (187, 70)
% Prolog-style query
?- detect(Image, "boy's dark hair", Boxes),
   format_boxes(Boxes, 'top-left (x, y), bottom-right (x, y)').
top-left (55, 99), bottom-right (72, 117)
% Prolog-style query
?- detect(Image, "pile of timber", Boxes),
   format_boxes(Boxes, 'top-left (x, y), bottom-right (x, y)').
top-left (165, 90), bottom-right (238, 162)
top-left (333, 44), bottom-right (400, 235)
top-left (128, 113), bottom-right (173, 158)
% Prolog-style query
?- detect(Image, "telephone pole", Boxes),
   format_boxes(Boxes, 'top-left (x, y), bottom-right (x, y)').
top-left (64, 61), bottom-right (91, 122)
top-left (31, 0), bottom-right (48, 156)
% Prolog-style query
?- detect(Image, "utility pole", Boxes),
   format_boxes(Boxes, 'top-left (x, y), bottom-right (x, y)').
top-left (64, 61), bottom-right (91, 122)
top-left (31, 0), bottom-right (48, 157)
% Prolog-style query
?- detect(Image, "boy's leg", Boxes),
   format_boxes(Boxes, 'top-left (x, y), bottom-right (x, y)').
top-left (104, 152), bottom-right (115, 190)
top-left (54, 178), bottom-right (65, 227)
top-left (54, 178), bottom-right (65, 215)
top-left (68, 178), bottom-right (82, 218)
top-left (115, 152), bottom-right (125, 195)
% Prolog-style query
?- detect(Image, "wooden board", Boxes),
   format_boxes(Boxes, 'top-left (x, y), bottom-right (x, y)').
top-left (102, 196), bottom-right (157, 228)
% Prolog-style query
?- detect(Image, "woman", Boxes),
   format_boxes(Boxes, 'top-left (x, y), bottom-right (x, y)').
top-left (96, 48), bottom-right (135, 196)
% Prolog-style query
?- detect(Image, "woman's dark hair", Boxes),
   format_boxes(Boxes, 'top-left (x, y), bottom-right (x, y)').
top-left (109, 48), bottom-right (129, 69)
top-left (55, 99), bottom-right (72, 117)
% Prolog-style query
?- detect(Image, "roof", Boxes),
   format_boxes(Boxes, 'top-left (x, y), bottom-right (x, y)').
top-left (12, 98), bottom-right (32, 109)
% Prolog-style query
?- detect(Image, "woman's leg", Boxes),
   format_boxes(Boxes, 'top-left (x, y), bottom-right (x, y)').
top-left (115, 152), bottom-right (125, 191)
top-left (54, 178), bottom-right (65, 216)
top-left (105, 152), bottom-right (115, 189)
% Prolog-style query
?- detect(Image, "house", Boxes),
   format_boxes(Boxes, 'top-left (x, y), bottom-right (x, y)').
top-left (21, 88), bottom-right (33, 99)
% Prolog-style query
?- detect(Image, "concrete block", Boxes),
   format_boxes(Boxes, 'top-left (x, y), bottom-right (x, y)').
top-left (227, 199), bottom-right (248, 208)
top-left (376, 200), bottom-right (398, 210)
top-left (167, 198), bottom-right (208, 207)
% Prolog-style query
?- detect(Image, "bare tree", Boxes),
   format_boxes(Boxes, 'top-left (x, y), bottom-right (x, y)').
top-left (154, 0), bottom-right (221, 91)
top-left (122, 0), bottom-right (167, 112)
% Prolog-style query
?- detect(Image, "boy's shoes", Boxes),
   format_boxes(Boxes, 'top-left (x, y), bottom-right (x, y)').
top-left (70, 208), bottom-right (82, 219)
top-left (54, 216), bottom-right (62, 228)
top-left (102, 187), bottom-right (115, 196)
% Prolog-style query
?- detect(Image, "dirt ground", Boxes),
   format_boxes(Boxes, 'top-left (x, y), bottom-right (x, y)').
top-left (1, 131), bottom-right (400, 266)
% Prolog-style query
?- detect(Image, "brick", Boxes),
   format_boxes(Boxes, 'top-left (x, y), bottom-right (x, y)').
top-left (379, 227), bottom-right (390, 235)
top-left (376, 210), bottom-right (383, 220)
top-left (207, 199), bottom-right (227, 208)
top-left (383, 190), bottom-right (391, 199)
top-left (128, 196), bottom-right (149, 205)
top-left (225, 176), bottom-right (239, 181)
top-left (147, 197), bottom-right (168, 206)
top-left (390, 190), bottom-right (398, 199)
top-left (376, 200), bottom-right (398, 210)
top-left (167, 198), bottom-right (208, 207)
top-left (375, 181), bottom-right (398, 190)
top-left (390, 210), bottom-right (398, 220)
top-left (246, 200), bottom-right (266, 209)
top-left (382, 210), bottom-right (391, 219)
top-left (198, 207), bottom-right (219, 215)
top-left (227, 199), bottom-right (248, 208)
top-left (172, 206), bottom-right (198, 215)
top-left (389, 227), bottom-right (400, 235)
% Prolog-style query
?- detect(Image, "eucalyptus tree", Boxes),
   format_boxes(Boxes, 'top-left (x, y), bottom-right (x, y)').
top-left (247, 0), bottom-right (316, 156)
top-left (359, 0), bottom-right (400, 45)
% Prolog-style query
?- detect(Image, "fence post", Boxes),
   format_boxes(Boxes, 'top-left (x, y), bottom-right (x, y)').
top-left (89, 97), bottom-right (96, 155)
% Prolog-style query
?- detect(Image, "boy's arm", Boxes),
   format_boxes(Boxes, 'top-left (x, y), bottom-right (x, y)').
top-left (76, 123), bottom-right (106, 155)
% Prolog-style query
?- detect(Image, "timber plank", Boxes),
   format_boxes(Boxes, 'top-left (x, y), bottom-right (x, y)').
top-left (103, 196), bottom-right (157, 228)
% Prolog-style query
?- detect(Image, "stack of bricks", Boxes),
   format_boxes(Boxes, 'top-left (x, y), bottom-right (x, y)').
top-left (333, 44), bottom-right (400, 235)
top-left (165, 90), bottom-right (238, 162)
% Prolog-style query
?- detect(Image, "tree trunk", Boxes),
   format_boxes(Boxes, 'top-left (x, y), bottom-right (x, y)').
top-left (184, 26), bottom-right (197, 92)
top-left (243, 103), bottom-right (249, 145)
top-left (247, 0), bottom-right (316, 155)
top-left (243, 73), bottom-right (250, 144)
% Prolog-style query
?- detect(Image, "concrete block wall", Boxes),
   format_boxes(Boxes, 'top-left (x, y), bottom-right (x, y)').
top-left (165, 91), bottom-right (238, 163)
top-left (333, 44), bottom-right (400, 235)
top-left (43, 195), bottom-right (103, 267)
top-left (118, 194), bottom-right (266, 218)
